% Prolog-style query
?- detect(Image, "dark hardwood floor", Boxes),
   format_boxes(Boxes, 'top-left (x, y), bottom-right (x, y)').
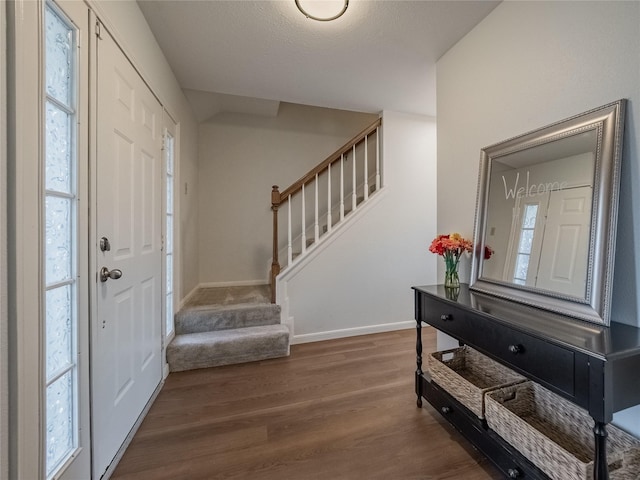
top-left (111, 327), bottom-right (501, 479)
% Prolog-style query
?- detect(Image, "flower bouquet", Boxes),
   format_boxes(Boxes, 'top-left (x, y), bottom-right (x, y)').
top-left (429, 233), bottom-right (492, 289)
top-left (429, 233), bottom-right (472, 288)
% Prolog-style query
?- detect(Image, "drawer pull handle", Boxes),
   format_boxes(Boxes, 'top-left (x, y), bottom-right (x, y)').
top-left (440, 314), bottom-right (452, 321)
top-left (441, 406), bottom-right (452, 414)
top-left (508, 344), bottom-right (523, 355)
top-left (507, 468), bottom-right (521, 478)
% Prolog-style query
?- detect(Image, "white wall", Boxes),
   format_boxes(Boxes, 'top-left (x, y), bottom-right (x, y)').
top-left (89, 0), bottom-right (200, 300)
top-left (278, 111), bottom-right (437, 342)
top-left (197, 103), bottom-right (378, 285)
top-left (436, 0), bottom-right (640, 435)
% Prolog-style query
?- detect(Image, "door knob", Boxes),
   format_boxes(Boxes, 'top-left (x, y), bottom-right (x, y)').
top-left (100, 267), bottom-right (123, 282)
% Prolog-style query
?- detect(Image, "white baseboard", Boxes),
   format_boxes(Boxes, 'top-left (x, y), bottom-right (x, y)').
top-left (291, 320), bottom-right (414, 345)
top-left (178, 284), bottom-right (199, 309)
top-left (198, 279), bottom-right (269, 288)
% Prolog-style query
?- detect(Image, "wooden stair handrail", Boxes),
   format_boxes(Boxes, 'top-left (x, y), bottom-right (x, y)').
top-left (274, 118), bottom-right (382, 205)
top-left (270, 117), bottom-right (382, 303)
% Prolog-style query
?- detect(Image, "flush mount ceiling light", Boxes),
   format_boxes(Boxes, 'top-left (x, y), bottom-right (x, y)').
top-left (295, 0), bottom-right (349, 21)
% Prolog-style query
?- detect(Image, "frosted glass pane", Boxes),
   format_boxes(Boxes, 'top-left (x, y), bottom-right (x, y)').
top-left (515, 254), bottom-right (530, 280)
top-left (46, 286), bottom-right (72, 380)
top-left (166, 253), bottom-right (173, 293)
top-left (166, 180), bottom-right (173, 214)
top-left (518, 230), bottom-right (534, 254)
top-left (523, 205), bottom-right (538, 228)
top-left (46, 102), bottom-right (72, 193)
top-left (166, 136), bottom-right (174, 174)
top-left (45, 7), bottom-right (73, 106)
top-left (166, 215), bottom-right (173, 253)
top-left (46, 372), bottom-right (74, 475)
top-left (166, 292), bottom-right (174, 335)
top-left (46, 196), bottom-right (72, 284)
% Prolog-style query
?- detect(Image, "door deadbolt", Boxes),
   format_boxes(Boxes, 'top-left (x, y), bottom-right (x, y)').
top-left (100, 267), bottom-right (122, 282)
top-left (100, 237), bottom-right (111, 252)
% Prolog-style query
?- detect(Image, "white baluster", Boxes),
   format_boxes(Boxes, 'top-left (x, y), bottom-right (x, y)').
top-left (364, 134), bottom-right (369, 201)
top-left (340, 154), bottom-right (345, 221)
top-left (375, 127), bottom-right (381, 190)
top-left (327, 163), bottom-right (332, 233)
top-left (314, 174), bottom-right (319, 243)
top-left (301, 184), bottom-right (306, 254)
top-left (351, 145), bottom-right (357, 211)
top-left (287, 196), bottom-right (292, 264)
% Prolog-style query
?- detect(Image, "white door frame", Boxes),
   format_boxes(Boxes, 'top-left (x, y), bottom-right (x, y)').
top-left (7, 1), bottom-right (48, 477)
top-left (1, 0), bottom-right (9, 476)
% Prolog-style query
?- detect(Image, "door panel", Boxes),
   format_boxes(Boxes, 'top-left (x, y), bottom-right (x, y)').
top-left (536, 186), bottom-right (592, 297)
top-left (92, 26), bottom-right (163, 478)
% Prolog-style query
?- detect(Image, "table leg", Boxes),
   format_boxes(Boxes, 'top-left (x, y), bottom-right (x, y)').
top-left (416, 319), bottom-right (423, 408)
top-left (593, 421), bottom-right (609, 480)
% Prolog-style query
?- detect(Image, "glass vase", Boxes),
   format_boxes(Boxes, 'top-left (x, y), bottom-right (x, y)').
top-left (444, 268), bottom-right (460, 289)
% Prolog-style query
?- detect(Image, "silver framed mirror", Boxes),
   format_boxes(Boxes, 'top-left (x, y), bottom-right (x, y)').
top-left (470, 100), bottom-right (626, 325)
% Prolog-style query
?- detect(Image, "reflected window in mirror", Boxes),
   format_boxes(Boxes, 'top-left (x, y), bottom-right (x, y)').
top-left (513, 204), bottom-right (539, 286)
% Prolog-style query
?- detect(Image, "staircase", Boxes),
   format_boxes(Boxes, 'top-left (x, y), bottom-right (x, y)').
top-left (270, 117), bottom-right (382, 302)
top-left (167, 285), bottom-right (290, 372)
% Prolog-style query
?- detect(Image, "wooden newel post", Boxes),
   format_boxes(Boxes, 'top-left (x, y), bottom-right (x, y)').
top-left (270, 185), bottom-right (281, 303)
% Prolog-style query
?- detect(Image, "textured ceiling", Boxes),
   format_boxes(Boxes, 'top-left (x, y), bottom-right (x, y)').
top-left (138, 0), bottom-right (500, 117)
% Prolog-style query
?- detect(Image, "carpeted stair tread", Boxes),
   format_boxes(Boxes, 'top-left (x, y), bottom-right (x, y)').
top-left (175, 303), bottom-right (281, 334)
top-left (167, 324), bottom-right (290, 372)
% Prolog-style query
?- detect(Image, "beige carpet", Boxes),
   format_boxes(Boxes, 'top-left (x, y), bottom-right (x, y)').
top-left (185, 285), bottom-right (271, 307)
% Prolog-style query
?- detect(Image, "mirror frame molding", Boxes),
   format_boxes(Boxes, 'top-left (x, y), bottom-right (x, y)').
top-left (470, 100), bottom-right (626, 325)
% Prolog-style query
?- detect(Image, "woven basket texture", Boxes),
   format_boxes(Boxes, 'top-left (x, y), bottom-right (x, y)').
top-left (427, 346), bottom-right (525, 419)
top-left (610, 449), bottom-right (640, 480)
top-left (486, 382), bottom-right (640, 480)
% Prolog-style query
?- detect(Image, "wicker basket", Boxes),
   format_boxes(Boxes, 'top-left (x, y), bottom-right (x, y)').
top-left (611, 449), bottom-right (640, 480)
top-left (485, 382), bottom-right (640, 480)
top-left (427, 346), bottom-right (526, 418)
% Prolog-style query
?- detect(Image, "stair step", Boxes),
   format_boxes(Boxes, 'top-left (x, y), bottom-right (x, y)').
top-left (167, 324), bottom-right (290, 372)
top-left (175, 303), bottom-right (281, 335)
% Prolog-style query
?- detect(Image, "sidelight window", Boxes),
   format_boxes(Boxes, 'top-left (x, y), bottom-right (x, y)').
top-left (44, 3), bottom-right (79, 477)
top-left (165, 133), bottom-right (175, 337)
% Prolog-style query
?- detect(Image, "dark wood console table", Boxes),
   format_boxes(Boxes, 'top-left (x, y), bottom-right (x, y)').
top-left (413, 284), bottom-right (640, 480)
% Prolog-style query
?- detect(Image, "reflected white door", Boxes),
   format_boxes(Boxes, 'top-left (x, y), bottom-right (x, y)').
top-left (535, 186), bottom-right (592, 297)
top-left (92, 26), bottom-right (163, 478)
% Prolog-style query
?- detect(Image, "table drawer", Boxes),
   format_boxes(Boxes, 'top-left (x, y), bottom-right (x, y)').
top-left (476, 327), bottom-right (575, 397)
top-left (417, 292), bottom-right (576, 397)
top-left (417, 294), bottom-right (471, 339)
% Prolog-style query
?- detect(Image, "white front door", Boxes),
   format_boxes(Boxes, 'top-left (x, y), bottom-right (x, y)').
top-left (535, 186), bottom-right (593, 297)
top-left (92, 25), bottom-right (163, 478)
